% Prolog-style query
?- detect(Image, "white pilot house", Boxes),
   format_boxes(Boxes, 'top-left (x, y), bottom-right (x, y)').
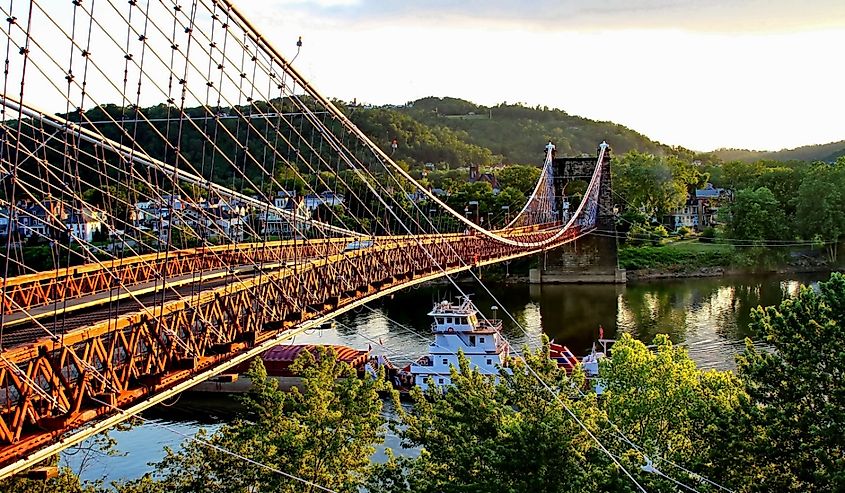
top-left (408, 297), bottom-right (510, 391)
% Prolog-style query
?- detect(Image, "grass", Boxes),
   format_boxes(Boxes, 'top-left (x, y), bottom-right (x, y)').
top-left (662, 239), bottom-right (735, 254)
top-left (619, 238), bottom-right (736, 271)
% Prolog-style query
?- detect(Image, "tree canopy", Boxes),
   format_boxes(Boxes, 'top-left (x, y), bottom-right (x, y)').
top-left (611, 150), bottom-right (706, 219)
top-left (719, 187), bottom-right (788, 244)
top-left (737, 272), bottom-right (845, 492)
top-left (117, 348), bottom-right (390, 493)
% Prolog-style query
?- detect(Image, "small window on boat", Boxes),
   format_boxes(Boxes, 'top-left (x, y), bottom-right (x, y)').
top-left (439, 378), bottom-right (444, 384)
top-left (469, 335), bottom-right (476, 345)
top-left (459, 317), bottom-right (468, 325)
top-left (447, 317), bottom-right (453, 324)
top-left (437, 317), bottom-right (445, 324)
top-left (442, 358), bottom-right (448, 365)
top-left (487, 359), bottom-right (492, 365)
top-left (480, 337), bottom-right (485, 343)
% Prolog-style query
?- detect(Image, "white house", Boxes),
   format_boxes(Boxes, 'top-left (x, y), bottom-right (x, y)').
top-left (214, 217), bottom-right (245, 241)
top-left (65, 207), bottom-right (104, 243)
top-left (273, 190), bottom-right (297, 209)
top-left (304, 191), bottom-right (344, 211)
top-left (0, 205), bottom-right (10, 237)
top-left (259, 196), bottom-right (311, 238)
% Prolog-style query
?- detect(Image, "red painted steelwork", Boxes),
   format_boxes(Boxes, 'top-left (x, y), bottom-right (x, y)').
top-left (0, 238), bottom-right (349, 315)
top-left (0, 225), bottom-right (585, 469)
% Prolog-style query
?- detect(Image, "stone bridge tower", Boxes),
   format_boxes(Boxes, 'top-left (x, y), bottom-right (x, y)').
top-left (529, 144), bottom-right (626, 283)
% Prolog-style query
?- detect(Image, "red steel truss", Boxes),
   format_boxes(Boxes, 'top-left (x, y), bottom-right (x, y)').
top-left (0, 225), bottom-right (585, 471)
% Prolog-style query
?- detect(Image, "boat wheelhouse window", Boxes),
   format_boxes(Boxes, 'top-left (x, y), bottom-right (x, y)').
top-left (447, 317), bottom-right (453, 324)
top-left (459, 317), bottom-right (468, 325)
top-left (469, 335), bottom-right (476, 345)
top-left (437, 317), bottom-right (444, 324)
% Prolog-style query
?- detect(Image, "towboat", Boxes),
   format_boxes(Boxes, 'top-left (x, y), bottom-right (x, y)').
top-left (399, 297), bottom-right (510, 391)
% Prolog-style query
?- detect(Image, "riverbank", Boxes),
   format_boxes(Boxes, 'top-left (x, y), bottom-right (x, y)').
top-left (626, 264), bottom-right (840, 281)
top-left (619, 239), bottom-right (842, 281)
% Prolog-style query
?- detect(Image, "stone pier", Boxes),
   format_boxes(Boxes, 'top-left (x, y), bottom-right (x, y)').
top-left (529, 234), bottom-right (626, 283)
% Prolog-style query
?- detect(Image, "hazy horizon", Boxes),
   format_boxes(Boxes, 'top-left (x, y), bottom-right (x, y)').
top-left (235, 0), bottom-right (845, 153)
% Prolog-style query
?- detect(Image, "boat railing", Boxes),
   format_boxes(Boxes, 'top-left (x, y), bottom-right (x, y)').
top-left (596, 338), bottom-right (616, 355)
top-left (496, 339), bottom-right (510, 354)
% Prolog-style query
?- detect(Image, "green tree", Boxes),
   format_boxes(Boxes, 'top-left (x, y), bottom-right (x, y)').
top-left (0, 468), bottom-right (103, 493)
top-left (720, 187), bottom-right (788, 244)
top-left (124, 348), bottom-right (389, 493)
top-left (600, 334), bottom-right (748, 490)
top-left (496, 164), bottom-right (541, 196)
top-left (612, 151), bottom-right (689, 219)
top-left (717, 160), bottom-right (764, 192)
top-left (736, 273), bottom-right (845, 492)
top-left (666, 155), bottom-right (708, 191)
top-left (795, 164), bottom-right (845, 262)
top-left (369, 345), bottom-right (604, 493)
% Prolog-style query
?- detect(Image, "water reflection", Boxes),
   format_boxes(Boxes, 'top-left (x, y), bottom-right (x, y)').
top-left (300, 273), bottom-right (827, 371)
top-left (532, 283), bottom-right (621, 353)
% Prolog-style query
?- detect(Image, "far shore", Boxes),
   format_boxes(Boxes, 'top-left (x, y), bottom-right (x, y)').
top-left (626, 265), bottom-right (840, 282)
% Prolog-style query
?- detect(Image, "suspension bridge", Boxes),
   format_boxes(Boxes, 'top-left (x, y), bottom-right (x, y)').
top-left (0, 0), bottom-right (613, 477)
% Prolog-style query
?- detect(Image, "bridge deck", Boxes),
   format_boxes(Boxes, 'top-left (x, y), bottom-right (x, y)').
top-left (1, 261), bottom-right (292, 344)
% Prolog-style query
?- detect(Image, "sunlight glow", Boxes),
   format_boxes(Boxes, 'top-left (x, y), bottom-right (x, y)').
top-left (243, 4), bottom-right (845, 152)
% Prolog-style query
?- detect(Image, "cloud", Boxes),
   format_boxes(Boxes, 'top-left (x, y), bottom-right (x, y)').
top-left (257, 0), bottom-right (845, 33)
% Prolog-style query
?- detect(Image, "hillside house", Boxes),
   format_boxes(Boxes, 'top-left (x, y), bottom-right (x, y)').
top-left (665, 184), bottom-right (729, 231)
top-left (259, 195), bottom-right (310, 238)
top-left (468, 163), bottom-right (500, 194)
top-left (65, 207), bottom-right (104, 243)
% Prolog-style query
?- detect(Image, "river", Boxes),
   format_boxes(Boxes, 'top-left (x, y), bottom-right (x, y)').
top-left (65, 272), bottom-right (829, 483)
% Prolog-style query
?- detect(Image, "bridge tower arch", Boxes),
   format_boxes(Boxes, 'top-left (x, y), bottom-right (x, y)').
top-left (529, 143), bottom-right (626, 284)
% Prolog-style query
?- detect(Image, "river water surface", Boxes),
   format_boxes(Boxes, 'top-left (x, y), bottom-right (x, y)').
top-left (67, 272), bottom-right (829, 483)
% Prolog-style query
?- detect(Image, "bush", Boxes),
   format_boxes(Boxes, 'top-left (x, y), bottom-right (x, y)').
top-left (626, 223), bottom-right (651, 246)
top-left (651, 225), bottom-right (669, 245)
top-left (677, 225), bottom-right (693, 238)
top-left (699, 227), bottom-right (716, 243)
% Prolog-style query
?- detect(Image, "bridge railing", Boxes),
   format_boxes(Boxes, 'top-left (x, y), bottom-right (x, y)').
top-left (0, 219), bottom-right (570, 319)
top-left (0, 238), bottom-right (352, 316)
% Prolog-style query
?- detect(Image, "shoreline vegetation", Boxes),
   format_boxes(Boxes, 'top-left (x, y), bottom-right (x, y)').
top-left (619, 236), bottom-right (844, 281)
top-left (440, 235), bottom-right (844, 284)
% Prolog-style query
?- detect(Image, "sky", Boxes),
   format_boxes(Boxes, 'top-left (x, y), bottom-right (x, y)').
top-left (233, 0), bottom-right (845, 152)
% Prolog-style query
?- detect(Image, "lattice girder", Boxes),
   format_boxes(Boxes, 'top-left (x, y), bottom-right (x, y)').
top-left (0, 226), bottom-right (592, 466)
